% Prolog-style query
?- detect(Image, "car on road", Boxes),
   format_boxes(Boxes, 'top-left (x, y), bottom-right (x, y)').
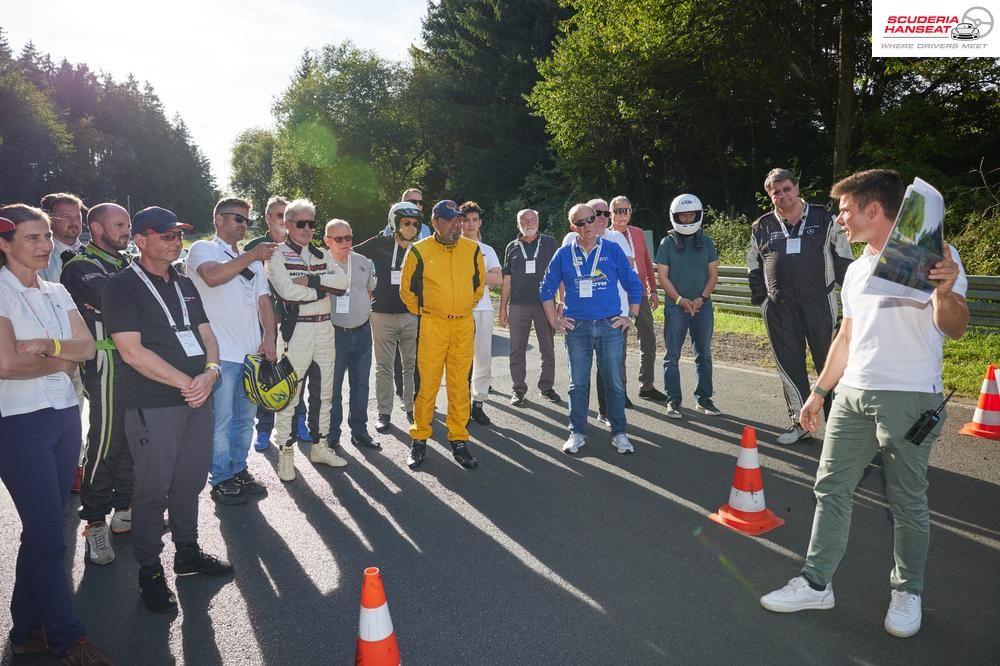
top-left (951, 22), bottom-right (980, 40)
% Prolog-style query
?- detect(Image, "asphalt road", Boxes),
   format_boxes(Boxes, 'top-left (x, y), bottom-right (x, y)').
top-left (2, 330), bottom-right (998, 665)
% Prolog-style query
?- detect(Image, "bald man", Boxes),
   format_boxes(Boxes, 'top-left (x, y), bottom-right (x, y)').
top-left (61, 203), bottom-right (136, 565)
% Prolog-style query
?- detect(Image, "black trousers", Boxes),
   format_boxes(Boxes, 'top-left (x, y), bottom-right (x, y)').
top-left (78, 349), bottom-right (133, 522)
top-left (761, 294), bottom-right (837, 424)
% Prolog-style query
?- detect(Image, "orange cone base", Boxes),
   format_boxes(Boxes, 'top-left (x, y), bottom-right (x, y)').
top-left (356, 634), bottom-right (400, 666)
top-left (959, 422), bottom-right (1000, 441)
top-left (709, 504), bottom-right (784, 536)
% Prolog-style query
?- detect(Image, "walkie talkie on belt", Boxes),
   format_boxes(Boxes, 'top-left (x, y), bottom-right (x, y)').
top-left (904, 389), bottom-right (955, 445)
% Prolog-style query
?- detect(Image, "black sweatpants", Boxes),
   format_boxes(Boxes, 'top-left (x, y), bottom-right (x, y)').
top-left (761, 293), bottom-right (837, 424)
top-left (125, 403), bottom-right (212, 567)
top-left (79, 349), bottom-right (133, 522)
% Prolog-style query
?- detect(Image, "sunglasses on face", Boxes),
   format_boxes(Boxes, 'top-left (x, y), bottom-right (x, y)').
top-left (326, 234), bottom-right (353, 243)
top-left (291, 219), bottom-right (315, 229)
top-left (406, 200), bottom-right (423, 207)
top-left (399, 220), bottom-right (420, 228)
top-left (572, 215), bottom-right (597, 227)
top-left (613, 208), bottom-right (631, 215)
top-left (594, 210), bottom-right (611, 218)
top-left (220, 212), bottom-right (252, 225)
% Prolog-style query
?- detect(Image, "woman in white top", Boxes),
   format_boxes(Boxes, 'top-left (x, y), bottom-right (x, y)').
top-left (0, 205), bottom-right (109, 663)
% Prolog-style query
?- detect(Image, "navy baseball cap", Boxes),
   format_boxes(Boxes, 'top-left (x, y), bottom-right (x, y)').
top-left (431, 200), bottom-right (463, 221)
top-left (132, 206), bottom-right (193, 235)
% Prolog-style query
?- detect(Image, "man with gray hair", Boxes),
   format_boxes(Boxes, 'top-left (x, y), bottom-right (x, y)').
top-left (748, 168), bottom-right (853, 445)
top-left (267, 199), bottom-right (349, 481)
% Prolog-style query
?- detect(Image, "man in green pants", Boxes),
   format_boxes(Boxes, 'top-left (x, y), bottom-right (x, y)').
top-left (760, 169), bottom-right (969, 638)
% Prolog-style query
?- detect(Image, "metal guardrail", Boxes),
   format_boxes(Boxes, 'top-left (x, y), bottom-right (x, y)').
top-left (678, 266), bottom-right (1000, 330)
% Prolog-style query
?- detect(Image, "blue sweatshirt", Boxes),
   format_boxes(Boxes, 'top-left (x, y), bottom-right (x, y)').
top-left (539, 237), bottom-right (643, 320)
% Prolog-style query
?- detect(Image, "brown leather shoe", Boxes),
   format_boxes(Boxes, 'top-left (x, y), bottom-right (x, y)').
top-left (61, 637), bottom-right (113, 665)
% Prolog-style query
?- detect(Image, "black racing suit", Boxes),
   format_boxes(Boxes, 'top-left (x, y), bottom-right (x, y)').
top-left (61, 244), bottom-right (134, 521)
top-left (747, 202), bottom-right (854, 424)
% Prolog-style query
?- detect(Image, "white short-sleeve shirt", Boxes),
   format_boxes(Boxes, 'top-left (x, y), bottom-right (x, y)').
top-left (0, 267), bottom-right (80, 415)
top-left (840, 244), bottom-right (967, 393)
top-left (474, 242), bottom-right (501, 312)
top-left (186, 237), bottom-right (269, 363)
top-left (562, 230), bottom-right (634, 316)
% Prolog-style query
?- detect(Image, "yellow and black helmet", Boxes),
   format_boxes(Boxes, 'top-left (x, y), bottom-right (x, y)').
top-left (242, 354), bottom-right (298, 412)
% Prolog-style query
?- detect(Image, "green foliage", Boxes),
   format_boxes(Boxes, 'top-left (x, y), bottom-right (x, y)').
top-left (951, 208), bottom-right (1000, 276)
top-left (703, 207), bottom-right (751, 266)
top-left (230, 128), bottom-right (275, 217)
top-left (943, 330), bottom-right (1000, 398)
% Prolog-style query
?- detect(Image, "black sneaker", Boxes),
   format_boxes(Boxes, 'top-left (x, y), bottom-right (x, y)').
top-left (233, 469), bottom-right (267, 496)
top-left (406, 411), bottom-right (414, 424)
top-left (695, 398), bottom-right (722, 416)
top-left (511, 392), bottom-right (527, 407)
top-left (639, 388), bottom-right (668, 402)
top-left (351, 433), bottom-right (381, 450)
top-left (624, 397), bottom-right (635, 409)
top-left (210, 479), bottom-right (247, 505)
top-left (470, 402), bottom-right (492, 425)
top-left (450, 441), bottom-right (479, 469)
top-left (139, 563), bottom-right (177, 612)
top-left (173, 544), bottom-right (234, 577)
top-left (374, 413), bottom-right (391, 433)
top-left (408, 440), bottom-right (427, 469)
top-left (540, 388), bottom-right (561, 403)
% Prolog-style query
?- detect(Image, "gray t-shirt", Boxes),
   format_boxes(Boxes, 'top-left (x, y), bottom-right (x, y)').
top-left (330, 251), bottom-right (376, 329)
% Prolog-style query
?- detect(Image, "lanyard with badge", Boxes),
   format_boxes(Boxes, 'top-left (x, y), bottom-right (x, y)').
top-left (335, 254), bottom-right (352, 314)
top-left (518, 237), bottom-right (539, 274)
top-left (221, 240), bottom-right (257, 306)
top-left (778, 202), bottom-right (808, 254)
top-left (20, 288), bottom-right (68, 398)
top-left (130, 262), bottom-right (204, 357)
top-left (571, 238), bottom-right (602, 299)
top-left (390, 241), bottom-right (404, 285)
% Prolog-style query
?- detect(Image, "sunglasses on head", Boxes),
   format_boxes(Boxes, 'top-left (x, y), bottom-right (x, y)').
top-left (572, 215), bottom-right (597, 227)
top-left (326, 234), bottom-right (353, 243)
top-left (594, 210), bottom-right (611, 218)
top-left (613, 207), bottom-right (631, 215)
top-left (291, 219), bottom-right (315, 229)
top-left (220, 212), bottom-right (252, 225)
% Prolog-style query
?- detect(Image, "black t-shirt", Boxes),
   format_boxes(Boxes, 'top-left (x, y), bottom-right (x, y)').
top-left (102, 262), bottom-right (210, 408)
top-left (354, 234), bottom-right (409, 314)
top-left (502, 234), bottom-right (558, 305)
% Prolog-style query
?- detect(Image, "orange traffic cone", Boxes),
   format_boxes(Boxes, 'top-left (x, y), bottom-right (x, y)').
top-left (709, 426), bottom-right (784, 535)
top-left (356, 567), bottom-right (401, 666)
top-left (959, 364), bottom-right (1000, 441)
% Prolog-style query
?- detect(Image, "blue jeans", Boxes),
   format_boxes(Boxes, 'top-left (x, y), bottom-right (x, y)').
top-left (0, 407), bottom-right (86, 654)
top-left (209, 361), bottom-right (257, 484)
top-left (663, 300), bottom-right (714, 405)
top-left (328, 321), bottom-right (373, 443)
top-left (565, 318), bottom-right (627, 436)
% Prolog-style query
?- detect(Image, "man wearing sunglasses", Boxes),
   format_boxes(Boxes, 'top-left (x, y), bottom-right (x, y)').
top-left (543, 203), bottom-right (644, 456)
top-left (400, 200), bottom-right (486, 470)
top-left (381, 188), bottom-right (432, 240)
top-left (748, 168), bottom-right (853, 445)
top-left (187, 197), bottom-right (278, 506)
top-left (266, 199), bottom-right (349, 481)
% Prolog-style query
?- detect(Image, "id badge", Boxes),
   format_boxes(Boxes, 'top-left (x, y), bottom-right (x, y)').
top-left (242, 285), bottom-right (256, 306)
top-left (786, 238), bottom-right (801, 254)
top-left (391, 270), bottom-right (402, 285)
top-left (524, 260), bottom-right (536, 274)
top-left (42, 373), bottom-right (68, 402)
top-left (579, 278), bottom-right (593, 298)
top-left (335, 295), bottom-right (351, 314)
top-left (175, 330), bottom-right (204, 357)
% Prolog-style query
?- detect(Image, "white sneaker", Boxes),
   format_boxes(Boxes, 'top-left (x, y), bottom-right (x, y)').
top-left (611, 433), bottom-right (634, 454)
top-left (665, 403), bottom-right (683, 419)
top-left (277, 446), bottom-right (296, 482)
top-left (310, 444), bottom-right (348, 468)
top-left (776, 425), bottom-right (812, 445)
top-left (760, 576), bottom-right (834, 612)
top-left (110, 508), bottom-right (132, 534)
top-left (562, 434), bottom-right (585, 454)
top-left (884, 590), bottom-right (921, 638)
top-left (83, 521), bottom-right (115, 565)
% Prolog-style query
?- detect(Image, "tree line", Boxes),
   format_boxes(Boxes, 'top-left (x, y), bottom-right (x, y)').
top-left (0, 28), bottom-right (217, 228)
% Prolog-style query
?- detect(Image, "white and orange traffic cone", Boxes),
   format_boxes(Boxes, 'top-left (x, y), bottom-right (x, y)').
top-left (709, 426), bottom-right (784, 536)
top-left (959, 364), bottom-right (1000, 441)
top-left (356, 567), bottom-right (400, 666)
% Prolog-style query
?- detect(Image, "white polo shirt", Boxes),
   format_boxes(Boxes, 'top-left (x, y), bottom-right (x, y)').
top-left (840, 244), bottom-right (967, 394)
top-left (186, 236), bottom-right (269, 363)
top-left (0, 267), bottom-right (80, 416)
top-left (474, 242), bottom-right (501, 312)
top-left (563, 230), bottom-right (634, 316)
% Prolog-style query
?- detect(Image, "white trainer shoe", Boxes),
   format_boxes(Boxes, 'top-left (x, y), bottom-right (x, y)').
top-left (611, 433), bottom-right (634, 454)
top-left (310, 444), bottom-right (348, 468)
top-left (83, 521), bottom-right (115, 565)
top-left (562, 434), bottom-right (585, 455)
top-left (110, 508), bottom-right (132, 534)
top-left (760, 576), bottom-right (834, 612)
top-left (776, 425), bottom-right (812, 445)
top-left (665, 403), bottom-right (683, 419)
top-left (277, 445), bottom-right (296, 482)
top-left (884, 590), bottom-right (922, 638)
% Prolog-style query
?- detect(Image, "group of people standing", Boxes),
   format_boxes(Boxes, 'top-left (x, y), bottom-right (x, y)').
top-left (0, 165), bottom-right (969, 664)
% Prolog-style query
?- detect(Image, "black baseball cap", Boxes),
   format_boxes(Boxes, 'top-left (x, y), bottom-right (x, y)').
top-left (132, 206), bottom-right (193, 235)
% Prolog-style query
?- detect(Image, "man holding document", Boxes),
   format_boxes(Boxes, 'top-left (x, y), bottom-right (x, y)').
top-left (760, 169), bottom-right (968, 639)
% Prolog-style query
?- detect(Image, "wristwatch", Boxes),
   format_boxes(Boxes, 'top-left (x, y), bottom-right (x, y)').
top-left (627, 312), bottom-right (637, 321)
top-left (811, 383), bottom-right (830, 398)
top-left (205, 362), bottom-right (222, 379)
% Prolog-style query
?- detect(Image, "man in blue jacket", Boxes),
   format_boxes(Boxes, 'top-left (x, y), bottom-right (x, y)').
top-left (540, 203), bottom-right (643, 456)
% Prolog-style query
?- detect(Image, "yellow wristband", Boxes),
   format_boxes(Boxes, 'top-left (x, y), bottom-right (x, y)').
top-left (675, 296), bottom-right (682, 305)
top-left (51, 338), bottom-right (62, 357)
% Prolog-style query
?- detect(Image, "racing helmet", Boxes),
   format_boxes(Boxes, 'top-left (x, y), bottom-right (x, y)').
top-left (388, 201), bottom-right (422, 234)
top-left (243, 354), bottom-right (299, 412)
top-left (669, 194), bottom-right (703, 235)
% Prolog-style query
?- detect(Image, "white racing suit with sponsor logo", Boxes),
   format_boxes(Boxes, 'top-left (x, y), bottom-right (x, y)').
top-left (267, 240), bottom-right (349, 446)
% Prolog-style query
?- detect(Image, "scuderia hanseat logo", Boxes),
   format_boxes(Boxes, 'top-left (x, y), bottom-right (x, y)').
top-left (872, 2), bottom-right (997, 56)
